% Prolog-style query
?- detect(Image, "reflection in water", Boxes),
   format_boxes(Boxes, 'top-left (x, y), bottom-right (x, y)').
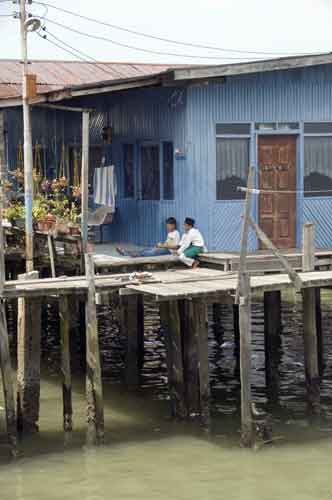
top-left (0, 292), bottom-right (332, 499)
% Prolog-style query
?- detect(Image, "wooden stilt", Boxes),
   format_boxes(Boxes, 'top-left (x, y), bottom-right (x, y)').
top-left (183, 300), bottom-right (200, 417)
top-left (239, 273), bottom-right (254, 447)
top-left (85, 253), bottom-right (104, 445)
top-left (59, 295), bottom-right (72, 433)
top-left (0, 111), bottom-right (17, 454)
top-left (120, 293), bottom-right (144, 388)
top-left (194, 299), bottom-right (210, 427)
top-left (233, 304), bottom-right (240, 378)
top-left (47, 232), bottom-right (56, 278)
top-left (17, 271), bottom-right (41, 433)
top-left (302, 223), bottom-right (320, 415)
top-left (160, 301), bottom-right (186, 419)
top-left (264, 290), bottom-right (281, 404)
top-left (302, 289), bottom-right (320, 415)
top-left (315, 288), bottom-right (324, 376)
top-left (0, 300), bottom-right (17, 454)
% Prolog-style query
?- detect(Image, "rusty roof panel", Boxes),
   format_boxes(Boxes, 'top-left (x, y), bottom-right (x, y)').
top-left (0, 59), bottom-right (173, 99)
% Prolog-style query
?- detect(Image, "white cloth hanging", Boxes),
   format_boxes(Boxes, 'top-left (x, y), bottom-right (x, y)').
top-left (93, 165), bottom-right (117, 212)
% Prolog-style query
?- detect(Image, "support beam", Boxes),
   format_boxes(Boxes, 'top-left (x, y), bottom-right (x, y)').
top-left (238, 273), bottom-right (254, 447)
top-left (17, 271), bottom-right (41, 433)
top-left (160, 301), bottom-right (186, 419)
top-left (183, 300), bottom-right (200, 417)
top-left (59, 295), bottom-right (72, 433)
top-left (235, 166), bottom-right (255, 304)
top-left (120, 294), bottom-right (144, 388)
top-left (264, 291), bottom-right (281, 404)
top-left (302, 223), bottom-right (320, 415)
top-left (194, 299), bottom-right (210, 427)
top-left (85, 252), bottom-right (104, 445)
top-left (233, 304), bottom-right (240, 378)
top-left (0, 115), bottom-right (17, 454)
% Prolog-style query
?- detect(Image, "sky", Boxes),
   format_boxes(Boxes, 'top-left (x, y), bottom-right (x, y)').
top-left (1, 0), bottom-right (332, 65)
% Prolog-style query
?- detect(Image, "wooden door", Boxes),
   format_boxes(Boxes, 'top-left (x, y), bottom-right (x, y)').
top-left (258, 135), bottom-right (297, 249)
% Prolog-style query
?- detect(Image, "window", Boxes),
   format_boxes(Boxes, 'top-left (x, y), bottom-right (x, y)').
top-left (140, 144), bottom-right (160, 200)
top-left (163, 142), bottom-right (174, 200)
top-left (304, 137), bottom-right (332, 197)
top-left (216, 137), bottom-right (249, 200)
top-left (123, 144), bottom-right (135, 198)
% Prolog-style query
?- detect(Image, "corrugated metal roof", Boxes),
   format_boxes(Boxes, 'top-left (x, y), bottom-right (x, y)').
top-left (0, 59), bottom-right (173, 99)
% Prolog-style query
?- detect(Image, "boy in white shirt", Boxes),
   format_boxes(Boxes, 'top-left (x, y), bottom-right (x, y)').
top-left (116, 217), bottom-right (180, 257)
top-left (177, 217), bottom-right (206, 268)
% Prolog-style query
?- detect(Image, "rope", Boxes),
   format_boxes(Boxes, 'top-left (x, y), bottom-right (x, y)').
top-left (238, 187), bottom-right (332, 195)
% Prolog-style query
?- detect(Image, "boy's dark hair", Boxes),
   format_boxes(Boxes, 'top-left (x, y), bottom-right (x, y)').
top-left (184, 217), bottom-right (195, 227)
top-left (166, 217), bottom-right (177, 227)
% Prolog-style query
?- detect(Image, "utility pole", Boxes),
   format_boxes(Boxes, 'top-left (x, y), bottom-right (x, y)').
top-left (19, 0), bottom-right (34, 272)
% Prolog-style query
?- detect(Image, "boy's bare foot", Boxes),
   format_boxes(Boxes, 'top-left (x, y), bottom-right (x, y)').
top-left (116, 246), bottom-right (125, 256)
top-left (192, 260), bottom-right (200, 270)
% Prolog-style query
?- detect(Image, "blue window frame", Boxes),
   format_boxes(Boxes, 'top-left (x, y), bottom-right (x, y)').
top-left (162, 142), bottom-right (174, 200)
top-left (123, 143), bottom-right (135, 198)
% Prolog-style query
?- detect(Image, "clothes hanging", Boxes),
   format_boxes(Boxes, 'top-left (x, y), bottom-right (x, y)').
top-left (93, 165), bottom-right (117, 211)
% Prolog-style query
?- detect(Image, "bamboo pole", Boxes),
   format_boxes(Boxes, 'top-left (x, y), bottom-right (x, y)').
top-left (85, 252), bottom-right (104, 445)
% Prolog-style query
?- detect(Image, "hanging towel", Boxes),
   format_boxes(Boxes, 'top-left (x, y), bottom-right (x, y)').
top-left (93, 165), bottom-right (117, 212)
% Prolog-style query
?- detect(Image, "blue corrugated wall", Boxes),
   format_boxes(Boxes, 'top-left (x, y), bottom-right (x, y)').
top-left (6, 63), bottom-right (332, 250)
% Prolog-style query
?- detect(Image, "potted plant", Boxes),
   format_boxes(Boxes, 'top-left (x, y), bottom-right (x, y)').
top-left (68, 203), bottom-right (80, 235)
top-left (4, 202), bottom-right (25, 227)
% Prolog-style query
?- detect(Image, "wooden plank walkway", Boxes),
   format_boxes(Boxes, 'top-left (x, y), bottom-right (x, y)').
top-left (199, 248), bottom-right (332, 272)
top-left (2, 266), bottom-right (332, 300)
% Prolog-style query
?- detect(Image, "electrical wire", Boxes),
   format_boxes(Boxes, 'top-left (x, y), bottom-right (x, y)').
top-left (41, 28), bottom-right (128, 78)
top-left (239, 187), bottom-right (332, 195)
top-left (41, 17), bottom-right (265, 61)
top-left (32, 0), bottom-right (311, 57)
top-left (36, 31), bottom-right (90, 62)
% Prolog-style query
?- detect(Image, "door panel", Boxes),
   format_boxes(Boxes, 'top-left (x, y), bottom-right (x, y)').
top-left (258, 135), bottom-right (297, 249)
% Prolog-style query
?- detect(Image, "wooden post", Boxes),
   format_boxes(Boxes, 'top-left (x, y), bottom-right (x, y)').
top-left (302, 223), bottom-right (320, 415)
top-left (59, 295), bottom-right (72, 433)
top-left (194, 299), bottom-right (210, 427)
top-left (264, 290), bottom-right (281, 403)
top-left (233, 304), bottom-right (240, 378)
top-left (239, 272), bottom-right (254, 447)
top-left (81, 111), bottom-right (90, 255)
top-left (120, 293), bottom-right (144, 388)
top-left (85, 252), bottom-right (104, 445)
top-left (0, 301), bottom-right (17, 454)
top-left (17, 271), bottom-right (41, 433)
top-left (47, 232), bottom-right (56, 278)
top-left (183, 300), bottom-right (200, 417)
top-left (160, 301), bottom-right (186, 419)
top-left (235, 166), bottom-right (255, 304)
top-left (0, 112), bottom-right (17, 454)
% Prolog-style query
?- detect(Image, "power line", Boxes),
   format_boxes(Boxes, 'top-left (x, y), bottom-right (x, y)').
top-left (36, 31), bottom-right (89, 62)
top-left (41, 28), bottom-right (126, 78)
top-left (41, 17), bottom-right (265, 61)
top-left (32, 0), bottom-right (309, 57)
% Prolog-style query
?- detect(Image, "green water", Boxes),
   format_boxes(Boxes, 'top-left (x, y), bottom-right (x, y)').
top-left (1, 293), bottom-right (332, 499)
top-left (0, 377), bottom-right (332, 500)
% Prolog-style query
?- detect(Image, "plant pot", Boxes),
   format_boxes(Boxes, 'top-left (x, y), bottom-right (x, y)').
top-left (69, 224), bottom-right (81, 236)
top-left (56, 221), bottom-right (70, 235)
